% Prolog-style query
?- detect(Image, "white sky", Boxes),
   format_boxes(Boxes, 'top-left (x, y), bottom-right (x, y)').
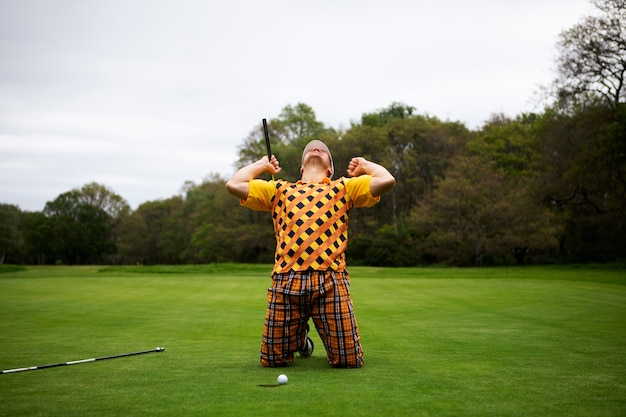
top-left (0, 0), bottom-right (595, 211)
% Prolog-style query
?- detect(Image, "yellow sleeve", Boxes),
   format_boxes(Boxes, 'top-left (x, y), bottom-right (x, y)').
top-left (344, 175), bottom-right (381, 208)
top-left (241, 179), bottom-right (277, 212)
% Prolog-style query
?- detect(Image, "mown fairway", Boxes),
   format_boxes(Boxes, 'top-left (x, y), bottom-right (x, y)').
top-left (1, 264), bottom-right (625, 417)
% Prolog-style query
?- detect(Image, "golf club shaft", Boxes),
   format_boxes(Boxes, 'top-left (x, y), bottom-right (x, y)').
top-left (262, 118), bottom-right (275, 180)
top-left (262, 118), bottom-right (272, 161)
top-left (1, 347), bottom-right (164, 374)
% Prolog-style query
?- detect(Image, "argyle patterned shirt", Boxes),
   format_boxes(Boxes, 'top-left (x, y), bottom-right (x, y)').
top-left (242, 176), bottom-right (380, 274)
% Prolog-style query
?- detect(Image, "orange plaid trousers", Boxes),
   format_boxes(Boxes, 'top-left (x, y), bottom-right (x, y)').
top-left (260, 270), bottom-right (364, 368)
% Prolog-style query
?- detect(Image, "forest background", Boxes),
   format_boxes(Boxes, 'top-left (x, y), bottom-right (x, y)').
top-left (1, 0), bottom-right (625, 267)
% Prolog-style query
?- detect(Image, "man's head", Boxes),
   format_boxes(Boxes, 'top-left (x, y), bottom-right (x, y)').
top-left (301, 140), bottom-right (334, 178)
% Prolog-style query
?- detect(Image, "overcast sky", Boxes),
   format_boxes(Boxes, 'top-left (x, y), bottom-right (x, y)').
top-left (1, 0), bottom-right (594, 211)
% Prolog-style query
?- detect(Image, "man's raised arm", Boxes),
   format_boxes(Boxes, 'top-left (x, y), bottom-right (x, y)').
top-left (347, 157), bottom-right (395, 197)
top-left (225, 156), bottom-right (281, 200)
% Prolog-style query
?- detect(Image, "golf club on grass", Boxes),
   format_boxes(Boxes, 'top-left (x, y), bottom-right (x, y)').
top-left (262, 118), bottom-right (275, 180)
top-left (1, 347), bottom-right (164, 374)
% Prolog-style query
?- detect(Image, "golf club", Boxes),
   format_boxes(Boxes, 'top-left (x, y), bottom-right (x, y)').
top-left (1, 347), bottom-right (164, 374)
top-left (262, 118), bottom-right (272, 160)
top-left (262, 118), bottom-right (275, 180)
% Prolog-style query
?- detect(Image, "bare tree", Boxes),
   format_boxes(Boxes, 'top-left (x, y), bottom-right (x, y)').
top-left (554, 0), bottom-right (626, 108)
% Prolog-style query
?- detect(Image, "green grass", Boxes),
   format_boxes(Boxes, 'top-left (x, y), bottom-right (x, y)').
top-left (1, 264), bottom-right (625, 416)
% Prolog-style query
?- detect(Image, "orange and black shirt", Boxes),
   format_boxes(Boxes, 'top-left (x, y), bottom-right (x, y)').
top-left (241, 176), bottom-right (380, 274)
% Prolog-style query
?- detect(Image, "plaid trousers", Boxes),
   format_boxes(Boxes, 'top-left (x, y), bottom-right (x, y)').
top-left (260, 270), bottom-right (364, 368)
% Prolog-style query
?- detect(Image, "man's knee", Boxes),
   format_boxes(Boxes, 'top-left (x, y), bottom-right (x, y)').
top-left (327, 351), bottom-right (364, 368)
top-left (260, 350), bottom-right (293, 367)
top-left (261, 358), bottom-right (289, 367)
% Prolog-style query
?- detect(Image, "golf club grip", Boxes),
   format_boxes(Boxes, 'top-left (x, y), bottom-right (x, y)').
top-left (262, 118), bottom-right (272, 160)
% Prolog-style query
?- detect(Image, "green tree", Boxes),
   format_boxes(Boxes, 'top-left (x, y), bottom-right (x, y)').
top-left (360, 101), bottom-right (416, 127)
top-left (183, 175), bottom-right (275, 263)
top-left (115, 208), bottom-right (149, 264)
top-left (33, 183), bottom-right (129, 264)
top-left (43, 191), bottom-right (116, 264)
top-left (76, 182), bottom-right (130, 219)
top-left (347, 105), bottom-right (471, 227)
top-left (118, 197), bottom-right (187, 265)
top-left (410, 156), bottom-right (561, 266)
top-left (76, 182), bottom-right (130, 263)
top-left (537, 106), bottom-right (626, 261)
top-left (540, 0), bottom-right (626, 262)
top-left (277, 103), bottom-right (327, 142)
top-left (20, 211), bottom-right (48, 265)
top-left (0, 204), bottom-right (21, 263)
top-left (470, 113), bottom-right (542, 177)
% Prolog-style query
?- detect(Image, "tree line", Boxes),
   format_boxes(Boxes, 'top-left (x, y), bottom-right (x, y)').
top-left (1, 0), bottom-right (624, 266)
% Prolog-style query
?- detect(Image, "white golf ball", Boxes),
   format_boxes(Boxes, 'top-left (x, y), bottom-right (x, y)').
top-left (277, 374), bottom-right (288, 385)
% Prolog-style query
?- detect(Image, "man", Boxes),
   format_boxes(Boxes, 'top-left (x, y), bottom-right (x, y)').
top-left (226, 140), bottom-right (395, 367)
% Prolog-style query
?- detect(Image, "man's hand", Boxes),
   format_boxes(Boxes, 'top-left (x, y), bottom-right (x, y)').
top-left (265, 155), bottom-right (281, 175)
top-left (226, 156), bottom-right (281, 200)
top-left (347, 157), bottom-right (369, 177)
top-left (347, 157), bottom-right (395, 197)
